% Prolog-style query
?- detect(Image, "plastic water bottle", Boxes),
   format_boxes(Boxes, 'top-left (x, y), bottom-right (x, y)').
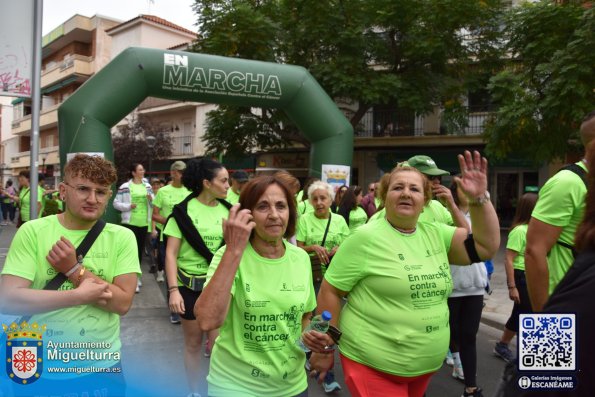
top-left (297, 311), bottom-right (332, 352)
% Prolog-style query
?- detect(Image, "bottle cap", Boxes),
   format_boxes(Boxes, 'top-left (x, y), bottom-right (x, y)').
top-left (321, 310), bottom-right (332, 321)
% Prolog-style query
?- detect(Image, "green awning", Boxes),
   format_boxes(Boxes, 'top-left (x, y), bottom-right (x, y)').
top-left (41, 76), bottom-right (78, 95)
top-left (222, 155), bottom-right (256, 171)
top-left (11, 98), bottom-right (25, 105)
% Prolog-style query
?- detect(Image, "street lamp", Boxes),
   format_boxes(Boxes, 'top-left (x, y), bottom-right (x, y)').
top-left (146, 135), bottom-right (156, 180)
top-left (40, 155), bottom-right (47, 176)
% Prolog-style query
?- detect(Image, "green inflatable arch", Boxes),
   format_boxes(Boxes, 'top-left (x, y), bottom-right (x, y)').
top-left (58, 47), bottom-right (353, 175)
top-left (58, 48), bottom-right (353, 222)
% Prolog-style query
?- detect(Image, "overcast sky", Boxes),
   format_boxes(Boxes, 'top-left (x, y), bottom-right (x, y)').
top-left (42, 0), bottom-right (197, 35)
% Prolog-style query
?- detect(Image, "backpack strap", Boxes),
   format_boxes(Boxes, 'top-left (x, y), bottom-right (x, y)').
top-left (558, 163), bottom-right (587, 188)
top-left (553, 162), bottom-right (587, 258)
top-left (44, 219), bottom-right (106, 290)
top-left (166, 194), bottom-right (230, 264)
top-left (3, 219), bottom-right (107, 331)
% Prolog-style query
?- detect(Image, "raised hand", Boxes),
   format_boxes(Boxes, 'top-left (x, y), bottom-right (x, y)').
top-left (454, 150), bottom-right (488, 200)
top-left (223, 204), bottom-right (255, 255)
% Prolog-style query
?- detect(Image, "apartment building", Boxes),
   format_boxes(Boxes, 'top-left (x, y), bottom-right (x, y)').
top-left (106, 15), bottom-right (212, 178)
top-left (6, 14), bottom-right (122, 187)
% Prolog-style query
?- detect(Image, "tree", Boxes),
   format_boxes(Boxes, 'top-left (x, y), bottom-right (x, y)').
top-left (484, 1), bottom-right (595, 163)
top-left (112, 116), bottom-right (173, 185)
top-left (191, 0), bottom-right (505, 157)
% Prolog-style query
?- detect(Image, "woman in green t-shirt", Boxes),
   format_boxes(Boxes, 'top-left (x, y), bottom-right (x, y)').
top-left (306, 151), bottom-right (500, 397)
top-left (494, 192), bottom-right (538, 364)
top-left (195, 175), bottom-right (316, 397)
top-left (338, 185), bottom-right (368, 232)
top-left (296, 180), bottom-right (349, 393)
top-left (164, 158), bottom-right (230, 397)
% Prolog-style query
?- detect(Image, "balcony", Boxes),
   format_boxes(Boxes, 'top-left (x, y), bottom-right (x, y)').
top-left (355, 106), bottom-right (494, 138)
top-left (9, 146), bottom-right (59, 171)
top-left (171, 135), bottom-right (194, 156)
top-left (41, 55), bottom-right (94, 91)
top-left (11, 104), bottom-right (60, 135)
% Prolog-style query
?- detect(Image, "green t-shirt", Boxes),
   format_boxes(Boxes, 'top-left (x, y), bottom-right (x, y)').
top-left (507, 224), bottom-right (528, 271)
top-left (226, 188), bottom-right (240, 205)
top-left (152, 184), bottom-right (191, 231)
top-left (348, 206), bottom-right (368, 232)
top-left (368, 200), bottom-right (453, 227)
top-left (374, 197), bottom-right (381, 209)
top-left (531, 161), bottom-right (587, 293)
top-left (296, 212), bottom-right (350, 273)
top-left (325, 218), bottom-right (455, 376)
top-left (19, 186), bottom-right (44, 222)
top-left (297, 199), bottom-right (314, 216)
top-left (128, 182), bottom-right (149, 227)
top-left (205, 242), bottom-right (316, 396)
top-left (418, 200), bottom-right (454, 226)
top-left (368, 207), bottom-right (386, 223)
top-left (1, 216), bottom-right (140, 376)
top-left (163, 199), bottom-right (229, 277)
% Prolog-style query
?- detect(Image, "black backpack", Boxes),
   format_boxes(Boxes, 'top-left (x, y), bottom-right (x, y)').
top-left (165, 193), bottom-right (232, 262)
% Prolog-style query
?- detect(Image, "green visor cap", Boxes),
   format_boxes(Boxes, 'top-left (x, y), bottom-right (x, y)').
top-left (407, 155), bottom-right (450, 176)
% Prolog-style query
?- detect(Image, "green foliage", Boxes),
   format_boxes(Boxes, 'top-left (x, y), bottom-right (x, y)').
top-left (484, 1), bottom-right (595, 163)
top-left (112, 116), bottom-right (174, 185)
top-left (191, 0), bottom-right (505, 156)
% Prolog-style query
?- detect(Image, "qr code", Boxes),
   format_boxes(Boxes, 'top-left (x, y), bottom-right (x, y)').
top-left (519, 314), bottom-right (575, 370)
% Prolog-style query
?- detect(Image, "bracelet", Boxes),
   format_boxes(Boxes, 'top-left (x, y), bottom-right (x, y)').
top-left (321, 345), bottom-right (336, 354)
top-left (76, 266), bottom-right (86, 285)
top-left (64, 263), bottom-right (81, 277)
top-left (168, 286), bottom-right (179, 292)
top-left (508, 285), bottom-right (516, 289)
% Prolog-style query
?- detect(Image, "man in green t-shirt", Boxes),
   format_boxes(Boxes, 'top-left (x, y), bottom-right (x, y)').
top-left (0, 154), bottom-right (140, 395)
top-left (407, 155), bottom-right (468, 229)
top-left (526, 111), bottom-right (595, 311)
top-left (226, 170), bottom-right (249, 205)
top-left (152, 160), bottom-right (190, 323)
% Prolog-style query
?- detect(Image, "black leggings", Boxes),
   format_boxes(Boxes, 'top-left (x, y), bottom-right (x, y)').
top-left (505, 269), bottom-right (533, 332)
top-left (123, 224), bottom-right (147, 266)
top-left (448, 294), bottom-right (484, 388)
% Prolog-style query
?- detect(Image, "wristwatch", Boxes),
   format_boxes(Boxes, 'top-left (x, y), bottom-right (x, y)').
top-left (469, 191), bottom-right (490, 206)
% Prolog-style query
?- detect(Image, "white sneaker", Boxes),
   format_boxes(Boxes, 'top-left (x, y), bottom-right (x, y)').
top-left (135, 284), bottom-right (140, 293)
top-left (445, 350), bottom-right (454, 366)
top-left (137, 279), bottom-right (142, 287)
top-left (452, 364), bottom-right (465, 381)
top-left (156, 271), bottom-right (165, 282)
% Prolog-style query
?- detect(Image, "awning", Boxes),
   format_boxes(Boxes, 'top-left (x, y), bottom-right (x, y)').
top-left (41, 76), bottom-right (78, 95)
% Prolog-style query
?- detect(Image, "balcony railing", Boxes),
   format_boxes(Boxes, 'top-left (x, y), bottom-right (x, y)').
top-left (171, 135), bottom-right (194, 156)
top-left (354, 106), bottom-right (494, 138)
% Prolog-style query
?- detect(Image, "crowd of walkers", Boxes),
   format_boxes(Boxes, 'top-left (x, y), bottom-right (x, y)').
top-left (1, 109), bottom-right (595, 397)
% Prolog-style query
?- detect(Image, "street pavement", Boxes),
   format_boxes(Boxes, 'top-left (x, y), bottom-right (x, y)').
top-left (0, 222), bottom-right (513, 396)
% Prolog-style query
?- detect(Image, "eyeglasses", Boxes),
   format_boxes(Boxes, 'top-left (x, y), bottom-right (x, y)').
top-left (64, 182), bottom-right (110, 202)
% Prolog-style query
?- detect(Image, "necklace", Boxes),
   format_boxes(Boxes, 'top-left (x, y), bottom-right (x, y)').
top-left (394, 226), bottom-right (416, 234)
top-left (386, 218), bottom-right (416, 234)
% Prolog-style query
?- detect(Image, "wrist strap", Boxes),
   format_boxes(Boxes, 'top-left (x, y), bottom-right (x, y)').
top-left (64, 263), bottom-right (81, 277)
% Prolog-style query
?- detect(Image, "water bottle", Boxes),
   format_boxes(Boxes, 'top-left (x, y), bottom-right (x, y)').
top-left (297, 311), bottom-right (332, 352)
